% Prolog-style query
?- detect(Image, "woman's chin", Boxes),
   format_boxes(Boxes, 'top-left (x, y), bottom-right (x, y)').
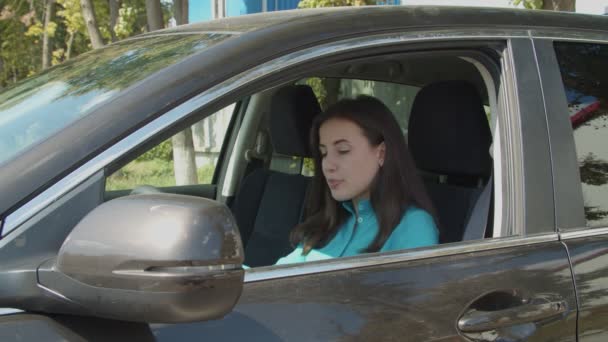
top-left (330, 190), bottom-right (352, 202)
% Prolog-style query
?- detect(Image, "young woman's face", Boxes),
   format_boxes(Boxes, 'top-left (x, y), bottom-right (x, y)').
top-left (319, 118), bottom-right (385, 203)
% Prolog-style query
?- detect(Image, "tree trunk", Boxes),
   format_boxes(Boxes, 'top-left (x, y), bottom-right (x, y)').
top-left (169, 0), bottom-right (198, 186)
top-left (172, 127), bottom-right (198, 185)
top-left (80, 0), bottom-right (104, 49)
top-left (66, 31), bottom-right (75, 60)
top-left (42, 0), bottom-right (55, 69)
top-left (108, 0), bottom-right (119, 42)
top-left (174, 0), bottom-right (188, 25)
top-left (321, 78), bottom-right (341, 109)
top-left (212, 0), bottom-right (225, 19)
top-left (145, 0), bottom-right (163, 31)
top-left (543, 0), bottom-right (575, 11)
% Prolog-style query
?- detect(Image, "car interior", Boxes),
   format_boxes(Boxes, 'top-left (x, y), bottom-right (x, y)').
top-left (104, 49), bottom-right (501, 268)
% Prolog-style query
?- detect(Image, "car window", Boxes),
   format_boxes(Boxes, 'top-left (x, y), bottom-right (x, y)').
top-left (240, 54), bottom-right (501, 268)
top-left (554, 42), bottom-right (608, 228)
top-left (300, 77), bottom-right (420, 134)
top-left (0, 33), bottom-right (232, 167)
top-left (284, 78), bottom-right (420, 177)
top-left (337, 79), bottom-right (420, 135)
top-left (105, 104), bottom-right (235, 191)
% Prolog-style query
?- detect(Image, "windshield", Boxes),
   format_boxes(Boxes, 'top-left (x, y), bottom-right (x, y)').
top-left (0, 33), bottom-right (232, 165)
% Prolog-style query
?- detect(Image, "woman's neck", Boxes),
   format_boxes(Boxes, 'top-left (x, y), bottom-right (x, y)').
top-left (351, 196), bottom-right (369, 217)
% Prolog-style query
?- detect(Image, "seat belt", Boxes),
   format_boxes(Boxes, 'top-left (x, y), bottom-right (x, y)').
top-left (462, 173), bottom-right (493, 241)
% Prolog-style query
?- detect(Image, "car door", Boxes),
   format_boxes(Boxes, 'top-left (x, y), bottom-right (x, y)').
top-left (148, 35), bottom-right (577, 341)
top-left (0, 32), bottom-right (577, 341)
top-left (533, 32), bottom-right (608, 341)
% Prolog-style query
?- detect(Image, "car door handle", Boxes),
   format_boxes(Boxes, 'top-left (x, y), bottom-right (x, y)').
top-left (457, 300), bottom-right (567, 333)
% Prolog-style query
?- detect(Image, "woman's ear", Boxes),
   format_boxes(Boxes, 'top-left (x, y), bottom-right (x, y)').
top-left (377, 142), bottom-right (386, 167)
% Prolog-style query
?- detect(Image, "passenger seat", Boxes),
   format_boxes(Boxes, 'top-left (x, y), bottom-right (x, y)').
top-left (408, 80), bottom-right (493, 243)
top-left (231, 85), bottom-right (322, 267)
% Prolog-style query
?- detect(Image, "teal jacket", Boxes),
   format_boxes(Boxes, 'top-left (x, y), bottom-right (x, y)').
top-left (275, 200), bottom-right (439, 265)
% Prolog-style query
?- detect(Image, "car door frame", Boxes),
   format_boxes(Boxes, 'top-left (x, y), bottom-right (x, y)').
top-left (533, 29), bottom-right (608, 341)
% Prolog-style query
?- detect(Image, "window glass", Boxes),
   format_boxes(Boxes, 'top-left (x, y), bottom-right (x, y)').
top-left (0, 33), bottom-right (232, 166)
top-left (106, 104), bottom-right (235, 191)
top-left (554, 42), bottom-right (608, 227)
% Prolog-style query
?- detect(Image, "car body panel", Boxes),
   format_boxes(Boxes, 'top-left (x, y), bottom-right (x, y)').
top-left (0, 240), bottom-right (577, 341)
top-left (559, 234), bottom-right (608, 341)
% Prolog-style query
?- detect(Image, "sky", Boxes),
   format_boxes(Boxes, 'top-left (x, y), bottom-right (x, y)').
top-left (401, 0), bottom-right (607, 14)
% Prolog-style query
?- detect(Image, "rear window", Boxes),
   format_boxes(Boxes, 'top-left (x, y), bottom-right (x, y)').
top-left (0, 33), bottom-right (232, 165)
top-left (554, 41), bottom-right (608, 228)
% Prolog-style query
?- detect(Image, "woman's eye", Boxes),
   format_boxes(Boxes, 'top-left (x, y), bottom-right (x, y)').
top-left (338, 150), bottom-right (350, 155)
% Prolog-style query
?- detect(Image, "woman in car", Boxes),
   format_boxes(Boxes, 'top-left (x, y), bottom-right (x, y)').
top-left (276, 95), bottom-right (439, 264)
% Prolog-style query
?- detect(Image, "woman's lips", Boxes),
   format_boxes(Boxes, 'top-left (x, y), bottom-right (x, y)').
top-left (327, 180), bottom-right (343, 189)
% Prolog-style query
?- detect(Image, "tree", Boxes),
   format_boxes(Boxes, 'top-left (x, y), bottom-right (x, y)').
top-left (298, 0), bottom-right (374, 107)
top-left (80, 0), bottom-right (104, 48)
top-left (167, 0), bottom-right (198, 185)
top-left (512, 0), bottom-right (575, 11)
top-left (108, 0), bottom-right (119, 42)
top-left (42, 0), bottom-right (56, 69)
top-left (145, 0), bottom-right (162, 31)
top-left (173, 0), bottom-right (187, 25)
top-left (1, 0), bottom-right (155, 89)
top-left (1, 2), bottom-right (42, 87)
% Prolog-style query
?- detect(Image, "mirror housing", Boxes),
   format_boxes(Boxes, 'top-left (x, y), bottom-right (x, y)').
top-left (35, 193), bottom-right (244, 323)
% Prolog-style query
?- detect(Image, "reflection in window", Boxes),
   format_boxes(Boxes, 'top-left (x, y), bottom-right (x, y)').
top-left (0, 33), bottom-right (232, 166)
top-left (554, 42), bottom-right (608, 227)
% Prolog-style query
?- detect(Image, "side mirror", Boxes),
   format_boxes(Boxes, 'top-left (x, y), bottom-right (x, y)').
top-left (36, 193), bottom-right (244, 323)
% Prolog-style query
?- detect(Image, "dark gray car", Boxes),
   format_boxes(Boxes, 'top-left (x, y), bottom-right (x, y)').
top-left (0, 6), bottom-right (607, 341)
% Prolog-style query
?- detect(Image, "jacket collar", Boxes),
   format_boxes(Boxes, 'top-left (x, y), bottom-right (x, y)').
top-left (341, 198), bottom-right (373, 216)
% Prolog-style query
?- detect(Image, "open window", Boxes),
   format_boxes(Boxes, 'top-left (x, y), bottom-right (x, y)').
top-left (221, 49), bottom-right (505, 267)
top-left (100, 44), bottom-right (508, 269)
top-left (104, 103), bottom-right (238, 201)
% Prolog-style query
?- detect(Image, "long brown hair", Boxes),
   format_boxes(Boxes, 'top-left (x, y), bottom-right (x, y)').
top-left (291, 95), bottom-right (438, 255)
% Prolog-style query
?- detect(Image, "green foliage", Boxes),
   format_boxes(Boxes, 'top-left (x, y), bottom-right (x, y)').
top-left (0, 2), bottom-right (43, 87)
top-left (511, 0), bottom-right (544, 9)
top-left (0, 0), bottom-right (174, 90)
top-left (298, 0), bottom-right (375, 7)
top-left (57, 0), bottom-right (86, 34)
top-left (1, 33), bottom-right (227, 109)
top-left (136, 139), bottom-right (174, 162)
top-left (197, 163), bottom-right (215, 184)
top-left (302, 157), bottom-right (315, 176)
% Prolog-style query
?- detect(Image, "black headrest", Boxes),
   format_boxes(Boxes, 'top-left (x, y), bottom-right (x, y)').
top-left (408, 81), bottom-right (492, 177)
top-left (269, 85), bottom-right (322, 157)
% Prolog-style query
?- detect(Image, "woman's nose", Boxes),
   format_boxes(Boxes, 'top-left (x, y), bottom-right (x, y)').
top-left (323, 157), bottom-right (337, 173)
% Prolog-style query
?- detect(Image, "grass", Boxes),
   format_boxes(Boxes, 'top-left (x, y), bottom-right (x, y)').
top-left (106, 159), bottom-right (215, 191)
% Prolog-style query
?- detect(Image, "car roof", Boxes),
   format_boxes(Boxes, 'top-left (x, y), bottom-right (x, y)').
top-left (142, 6), bottom-right (608, 37)
top-left (1, 5), bottom-right (607, 224)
